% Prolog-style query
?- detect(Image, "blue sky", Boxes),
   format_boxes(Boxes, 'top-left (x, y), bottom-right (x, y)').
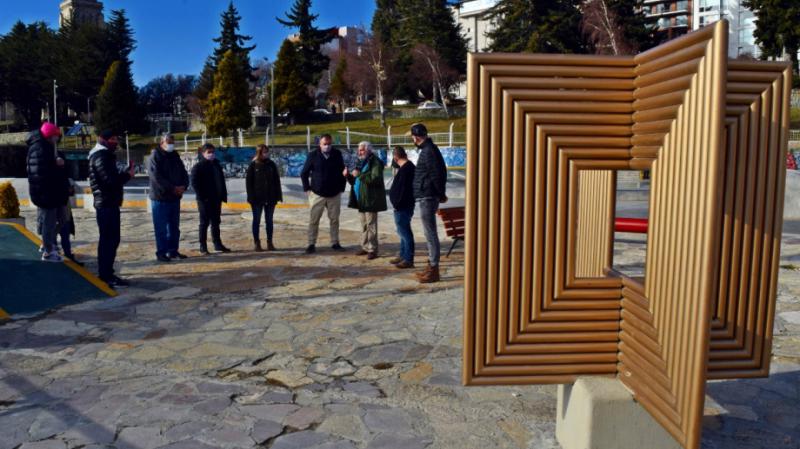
top-left (0, 0), bottom-right (377, 86)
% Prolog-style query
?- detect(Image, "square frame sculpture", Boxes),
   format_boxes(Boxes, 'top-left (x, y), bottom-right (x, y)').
top-left (463, 20), bottom-right (791, 449)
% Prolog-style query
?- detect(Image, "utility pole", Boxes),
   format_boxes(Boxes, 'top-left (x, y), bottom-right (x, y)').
top-left (270, 62), bottom-right (275, 142)
top-left (53, 80), bottom-right (58, 127)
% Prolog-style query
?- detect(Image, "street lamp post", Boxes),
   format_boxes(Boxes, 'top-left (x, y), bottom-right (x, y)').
top-left (87, 96), bottom-right (92, 123)
top-left (270, 62), bottom-right (275, 141)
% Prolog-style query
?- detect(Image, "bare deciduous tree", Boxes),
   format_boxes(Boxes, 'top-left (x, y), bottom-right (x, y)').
top-left (581, 0), bottom-right (630, 55)
top-left (411, 44), bottom-right (459, 117)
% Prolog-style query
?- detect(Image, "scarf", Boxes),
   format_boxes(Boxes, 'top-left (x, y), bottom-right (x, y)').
top-left (354, 158), bottom-right (370, 203)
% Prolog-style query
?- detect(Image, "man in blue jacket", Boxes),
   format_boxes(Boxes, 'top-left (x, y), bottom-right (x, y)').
top-left (148, 133), bottom-right (189, 262)
top-left (300, 134), bottom-right (347, 254)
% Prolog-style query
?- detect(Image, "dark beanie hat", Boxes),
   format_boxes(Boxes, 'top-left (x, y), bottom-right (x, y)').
top-left (97, 129), bottom-right (115, 140)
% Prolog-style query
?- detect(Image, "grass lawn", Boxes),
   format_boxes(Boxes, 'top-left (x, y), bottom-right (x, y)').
top-left (127, 115), bottom-right (467, 149)
top-left (792, 106), bottom-right (800, 129)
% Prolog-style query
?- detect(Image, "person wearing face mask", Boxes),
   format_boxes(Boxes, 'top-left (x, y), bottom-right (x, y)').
top-left (191, 143), bottom-right (230, 255)
top-left (345, 141), bottom-right (387, 260)
top-left (26, 122), bottom-right (70, 262)
top-left (409, 123), bottom-right (447, 283)
top-left (300, 133), bottom-right (347, 254)
top-left (246, 144), bottom-right (283, 251)
top-left (147, 133), bottom-right (189, 262)
top-left (88, 129), bottom-right (135, 287)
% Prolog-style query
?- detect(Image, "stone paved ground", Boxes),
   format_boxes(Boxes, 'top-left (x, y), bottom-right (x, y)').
top-left (0, 206), bottom-right (798, 449)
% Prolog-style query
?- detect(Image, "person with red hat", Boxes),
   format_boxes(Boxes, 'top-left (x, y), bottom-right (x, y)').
top-left (26, 122), bottom-right (70, 262)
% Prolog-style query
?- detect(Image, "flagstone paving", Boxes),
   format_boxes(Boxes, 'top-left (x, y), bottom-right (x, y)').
top-left (0, 207), bottom-right (798, 448)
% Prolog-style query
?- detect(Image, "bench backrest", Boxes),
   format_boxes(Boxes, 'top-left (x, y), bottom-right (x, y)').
top-left (437, 206), bottom-right (465, 239)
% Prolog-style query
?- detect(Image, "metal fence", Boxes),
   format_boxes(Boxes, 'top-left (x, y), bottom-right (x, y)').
top-left (335, 124), bottom-right (466, 150)
top-left (790, 129), bottom-right (800, 142)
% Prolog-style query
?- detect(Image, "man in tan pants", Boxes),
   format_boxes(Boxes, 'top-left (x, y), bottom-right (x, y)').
top-left (300, 134), bottom-right (347, 254)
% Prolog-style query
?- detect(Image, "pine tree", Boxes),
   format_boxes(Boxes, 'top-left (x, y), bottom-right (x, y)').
top-left (486, 0), bottom-right (588, 54)
top-left (105, 9), bottom-right (136, 65)
top-left (277, 0), bottom-right (334, 87)
top-left (94, 60), bottom-right (146, 135)
top-left (610, 0), bottom-right (659, 52)
top-left (195, 2), bottom-right (255, 102)
top-left (371, 0), bottom-right (400, 46)
top-left (743, 0), bottom-right (800, 81)
top-left (0, 21), bottom-right (60, 127)
top-left (205, 50), bottom-right (251, 136)
top-left (272, 39), bottom-right (312, 117)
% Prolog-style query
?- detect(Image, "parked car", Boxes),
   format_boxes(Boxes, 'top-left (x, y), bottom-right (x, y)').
top-left (344, 107), bottom-right (362, 113)
top-left (392, 99), bottom-right (410, 106)
top-left (312, 108), bottom-right (332, 115)
top-left (417, 101), bottom-right (443, 110)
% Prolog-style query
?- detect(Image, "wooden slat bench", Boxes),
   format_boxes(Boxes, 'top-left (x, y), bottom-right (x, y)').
top-left (437, 206), bottom-right (465, 257)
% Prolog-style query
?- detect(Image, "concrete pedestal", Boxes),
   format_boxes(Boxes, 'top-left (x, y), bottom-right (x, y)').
top-left (556, 377), bottom-right (681, 449)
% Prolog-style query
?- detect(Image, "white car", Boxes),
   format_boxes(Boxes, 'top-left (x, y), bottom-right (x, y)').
top-left (417, 101), bottom-right (443, 110)
top-left (344, 107), bottom-right (362, 113)
top-left (313, 108), bottom-right (332, 115)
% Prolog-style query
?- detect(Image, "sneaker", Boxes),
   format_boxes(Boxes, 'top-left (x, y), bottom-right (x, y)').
top-left (396, 260), bottom-right (415, 269)
top-left (305, 244), bottom-right (316, 254)
top-left (156, 254), bottom-right (171, 263)
top-left (41, 251), bottom-right (63, 263)
top-left (169, 252), bottom-right (188, 260)
top-left (199, 246), bottom-right (210, 255)
top-left (214, 244), bottom-right (231, 253)
top-left (355, 249), bottom-right (368, 256)
top-left (331, 243), bottom-right (345, 252)
top-left (366, 252), bottom-right (378, 260)
top-left (111, 276), bottom-right (130, 287)
top-left (389, 256), bottom-right (404, 265)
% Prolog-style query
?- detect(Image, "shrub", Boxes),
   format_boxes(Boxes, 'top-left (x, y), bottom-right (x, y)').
top-left (0, 182), bottom-right (20, 218)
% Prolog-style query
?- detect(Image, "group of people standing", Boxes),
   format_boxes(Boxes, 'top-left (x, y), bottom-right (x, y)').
top-left (300, 123), bottom-right (447, 283)
top-left (26, 122), bottom-right (447, 288)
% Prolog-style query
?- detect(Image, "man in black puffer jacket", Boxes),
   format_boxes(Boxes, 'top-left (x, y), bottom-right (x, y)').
top-left (409, 123), bottom-right (447, 283)
top-left (27, 122), bottom-right (70, 262)
top-left (300, 134), bottom-right (347, 254)
top-left (88, 130), bottom-right (134, 287)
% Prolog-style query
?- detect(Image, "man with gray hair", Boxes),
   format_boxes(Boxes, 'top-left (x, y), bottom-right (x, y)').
top-left (148, 133), bottom-right (189, 262)
top-left (346, 141), bottom-right (387, 259)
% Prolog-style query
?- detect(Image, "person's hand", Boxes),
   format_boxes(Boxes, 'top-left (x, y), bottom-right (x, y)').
top-left (305, 190), bottom-right (311, 197)
top-left (128, 164), bottom-right (135, 177)
top-left (439, 195), bottom-right (448, 204)
top-left (56, 157), bottom-right (65, 167)
top-left (351, 169), bottom-right (360, 177)
top-left (342, 167), bottom-right (349, 177)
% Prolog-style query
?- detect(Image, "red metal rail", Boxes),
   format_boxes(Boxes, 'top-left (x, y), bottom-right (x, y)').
top-left (615, 217), bottom-right (648, 233)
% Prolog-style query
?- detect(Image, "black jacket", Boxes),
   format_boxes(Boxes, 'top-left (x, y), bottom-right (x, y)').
top-left (300, 147), bottom-right (346, 197)
top-left (26, 131), bottom-right (70, 209)
top-left (246, 159), bottom-right (283, 205)
top-left (88, 144), bottom-right (131, 209)
top-left (389, 161), bottom-right (415, 211)
top-left (191, 158), bottom-right (228, 203)
top-left (147, 148), bottom-right (189, 202)
top-left (412, 138), bottom-right (447, 200)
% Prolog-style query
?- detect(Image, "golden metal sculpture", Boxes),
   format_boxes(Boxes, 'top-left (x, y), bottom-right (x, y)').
top-left (463, 20), bottom-right (791, 449)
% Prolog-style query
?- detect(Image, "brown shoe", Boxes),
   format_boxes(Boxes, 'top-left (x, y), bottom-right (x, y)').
top-left (367, 252), bottom-right (378, 260)
top-left (396, 260), bottom-right (414, 269)
top-left (415, 263), bottom-right (432, 278)
top-left (254, 239), bottom-right (264, 252)
top-left (389, 256), bottom-right (404, 265)
top-left (355, 249), bottom-right (368, 256)
top-left (267, 241), bottom-right (276, 251)
top-left (418, 265), bottom-right (440, 283)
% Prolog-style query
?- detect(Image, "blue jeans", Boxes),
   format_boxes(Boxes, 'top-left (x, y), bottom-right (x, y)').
top-left (393, 208), bottom-right (415, 263)
top-left (151, 200), bottom-right (181, 257)
top-left (418, 198), bottom-right (440, 267)
top-left (96, 207), bottom-right (120, 280)
top-left (251, 203), bottom-right (277, 241)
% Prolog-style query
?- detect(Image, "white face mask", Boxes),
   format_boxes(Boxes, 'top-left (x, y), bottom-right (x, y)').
top-left (165, 144), bottom-right (175, 153)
